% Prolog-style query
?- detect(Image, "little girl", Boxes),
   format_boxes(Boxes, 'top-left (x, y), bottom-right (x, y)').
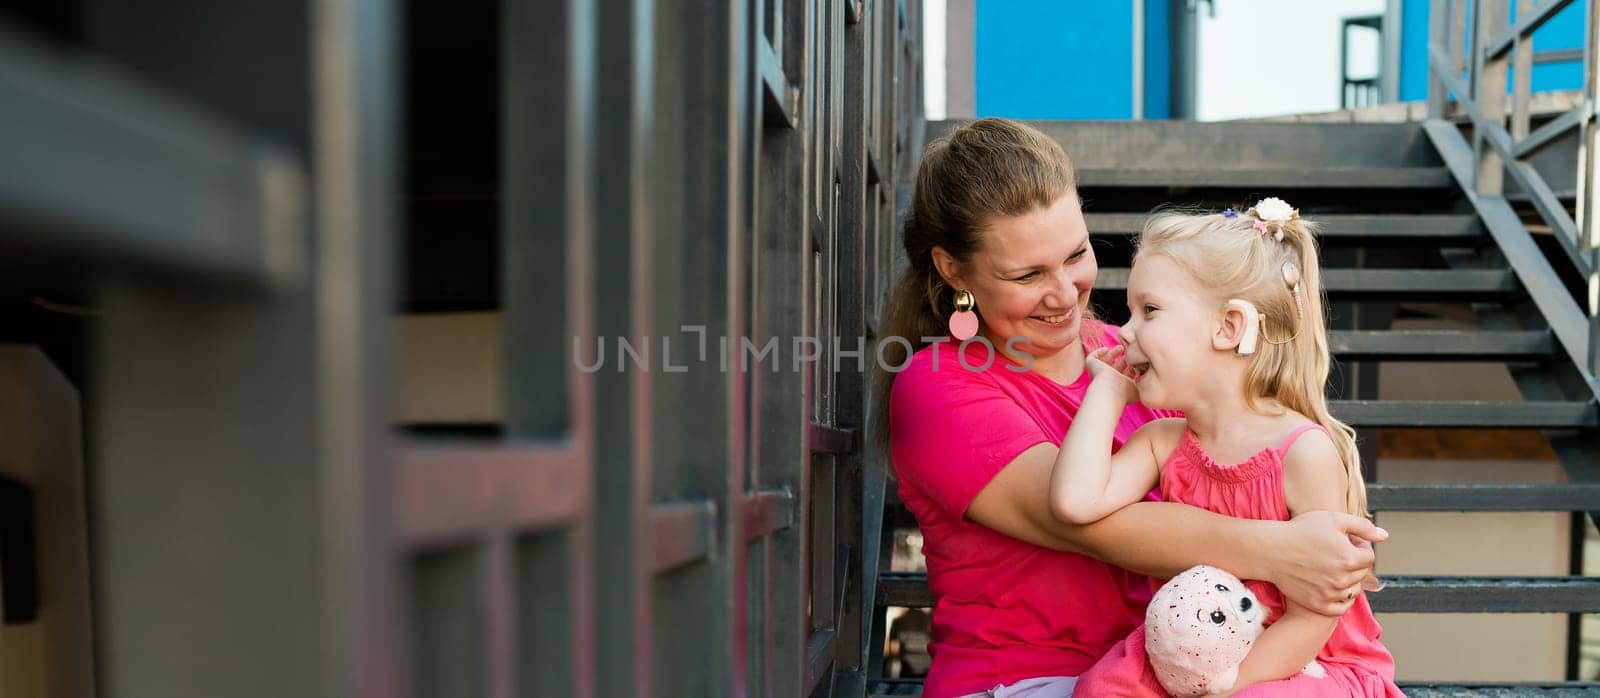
top-left (1050, 201), bottom-right (1402, 696)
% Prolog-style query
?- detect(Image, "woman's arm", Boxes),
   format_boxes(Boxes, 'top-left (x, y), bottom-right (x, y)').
top-left (966, 442), bottom-right (1385, 616)
top-left (1048, 349), bottom-right (1165, 524)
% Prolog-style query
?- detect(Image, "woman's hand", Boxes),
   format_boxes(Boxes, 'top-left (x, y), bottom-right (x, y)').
top-left (1086, 346), bottom-right (1140, 404)
top-left (1263, 511), bottom-right (1388, 616)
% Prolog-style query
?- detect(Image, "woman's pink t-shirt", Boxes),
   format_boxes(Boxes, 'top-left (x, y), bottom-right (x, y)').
top-left (888, 321), bottom-right (1174, 698)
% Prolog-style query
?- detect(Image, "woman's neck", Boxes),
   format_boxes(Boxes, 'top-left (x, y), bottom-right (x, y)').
top-left (990, 331), bottom-right (1085, 385)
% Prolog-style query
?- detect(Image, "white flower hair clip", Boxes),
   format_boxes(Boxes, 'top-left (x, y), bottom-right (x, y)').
top-left (1246, 197), bottom-right (1299, 241)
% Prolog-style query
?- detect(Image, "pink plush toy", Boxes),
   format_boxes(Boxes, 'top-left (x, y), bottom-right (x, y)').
top-left (1145, 565), bottom-right (1324, 696)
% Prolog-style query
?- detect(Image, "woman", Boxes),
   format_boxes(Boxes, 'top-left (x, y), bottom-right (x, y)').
top-left (875, 118), bottom-right (1384, 698)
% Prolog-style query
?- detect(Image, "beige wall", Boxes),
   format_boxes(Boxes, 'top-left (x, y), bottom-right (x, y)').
top-left (1373, 316), bottom-right (1575, 681)
top-left (0, 347), bottom-right (96, 698)
top-left (395, 312), bottom-right (504, 424)
top-left (1375, 462), bottom-right (1570, 681)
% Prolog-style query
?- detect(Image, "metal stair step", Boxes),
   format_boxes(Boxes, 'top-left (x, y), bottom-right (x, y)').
top-left (866, 680), bottom-right (925, 697)
top-left (1401, 684), bottom-right (1600, 697)
top-left (1330, 400), bottom-right (1597, 428)
top-left (876, 573), bottom-right (1600, 613)
top-left (876, 572), bottom-right (932, 608)
top-left (1097, 268), bottom-right (1518, 299)
top-left (1329, 330), bottom-right (1554, 361)
top-left (1374, 576), bottom-right (1600, 613)
top-left (1369, 484), bottom-right (1600, 511)
top-left (866, 681), bottom-right (1600, 697)
top-left (1075, 166), bottom-right (1455, 189)
top-left (1086, 213), bottom-right (1483, 242)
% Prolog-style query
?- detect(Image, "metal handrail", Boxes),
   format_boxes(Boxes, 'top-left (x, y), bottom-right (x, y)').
top-left (1427, 0), bottom-right (1600, 385)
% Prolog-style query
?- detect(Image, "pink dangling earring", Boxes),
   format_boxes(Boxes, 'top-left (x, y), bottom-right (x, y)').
top-left (949, 290), bottom-right (979, 340)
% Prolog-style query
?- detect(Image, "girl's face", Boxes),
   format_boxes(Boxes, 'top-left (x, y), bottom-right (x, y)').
top-left (1118, 254), bottom-right (1225, 410)
top-left (935, 192), bottom-right (1097, 361)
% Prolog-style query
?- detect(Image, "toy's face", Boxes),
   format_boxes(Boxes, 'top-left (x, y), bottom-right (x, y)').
top-left (1150, 565), bottom-right (1265, 651)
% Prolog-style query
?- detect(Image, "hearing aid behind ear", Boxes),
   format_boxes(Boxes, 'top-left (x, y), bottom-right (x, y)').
top-left (1225, 299), bottom-right (1260, 355)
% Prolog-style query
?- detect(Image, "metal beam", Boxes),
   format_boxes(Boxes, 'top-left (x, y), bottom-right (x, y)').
top-left (1099, 268), bottom-right (1517, 298)
top-left (1331, 399), bottom-right (1598, 427)
top-left (1077, 166), bottom-right (1453, 189)
top-left (1368, 483), bottom-right (1600, 511)
top-left (647, 500), bottom-right (717, 575)
top-left (808, 422), bottom-right (859, 454)
top-left (394, 444), bottom-right (587, 547)
top-left (865, 682), bottom-right (1600, 698)
top-left (1535, 47), bottom-right (1586, 64)
top-left (1373, 576), bottom-right (1600, 613)
top-left (1425, 63), bottom-right (1593, 279)
top-left (1087, 213), bottom-right (1483, 241)
top-left (1404, 684), bottom-right (1600, 697)
top-left (1512, 103), bottom-right (1588, 159)
top-left (804, 629), bottom-right (837, 696)
top-left (313, 0), bottom-right (400, 695)
top-left (0, 21), bottom-right (304, 288)
top-left (759, 40), bottom-right (798, 128)
top-left (877, 572), bottom-right (1600, 614)
top-left (742, 489), bottom-right (796, 541)
top-left (1328, 329), bottom-right (1554, 360)
top-left (1424, 119), bottom-right (1600, 400)
top-left (1484, 0), bottom-right (1577, 61)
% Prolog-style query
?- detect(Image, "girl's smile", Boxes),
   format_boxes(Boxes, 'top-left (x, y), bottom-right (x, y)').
top-left (1116, 254), bottom-right (1226, 410)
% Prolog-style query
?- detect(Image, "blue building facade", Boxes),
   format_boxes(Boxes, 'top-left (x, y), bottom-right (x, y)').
top-left (965, 0), bottom-right (1585, 121)
top-left (973, 0), bottom-right (1175, 120)
top-left (1398, 0), bottom-right (1586, 102)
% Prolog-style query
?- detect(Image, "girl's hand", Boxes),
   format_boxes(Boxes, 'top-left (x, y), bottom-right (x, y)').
top-left (1266, 511), bottom-right (1388, 616)
top-left (1086, 346), bottom-right (1140, 403)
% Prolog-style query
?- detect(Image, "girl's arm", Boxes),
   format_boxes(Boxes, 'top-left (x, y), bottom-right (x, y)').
top-left (1226, 605), bottom-right (1337, 694)
top-left (966, 444), bottom-right (1386, 616)
top-left (1048, 347), bottom-right (1169, 524)
top-left (1226, 428), bottom-right (1358, 693)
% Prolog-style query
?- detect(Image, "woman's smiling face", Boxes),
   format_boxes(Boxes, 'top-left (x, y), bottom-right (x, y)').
top-left (933, 191), bottom-right (1097, 362)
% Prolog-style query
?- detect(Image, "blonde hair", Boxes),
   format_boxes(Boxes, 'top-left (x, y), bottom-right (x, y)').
top-left (1137, 209), bottom-right (1368, 518)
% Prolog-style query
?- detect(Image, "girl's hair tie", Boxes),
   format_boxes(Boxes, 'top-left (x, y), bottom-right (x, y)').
top-left (1246, 197), bottom-right (1299, 242)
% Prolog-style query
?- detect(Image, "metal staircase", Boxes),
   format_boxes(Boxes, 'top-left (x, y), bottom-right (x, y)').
top-left (863, 116), bottom-right (1600, 695)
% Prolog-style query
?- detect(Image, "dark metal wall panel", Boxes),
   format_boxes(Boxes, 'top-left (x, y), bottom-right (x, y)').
top-left (0, 22), bottom-right (302, 290)
top-left (23, 1), bottom-right (328, 697)
top-left (312, 1), bottom-right (404, 697)
top-left (752, 0), bottom-right (826, 692)
top-left (591, 0), bottom-right (653, 695)
top-left (509, 0), bottom-right (602, 695)
top-left (93, 282), bottom-right (323, 698)
top-left (504, 0), bottom-right (577, 440)
top-left (83, 0), bottom-right (311, 149)
top-left (4, 0), bottom-right (916, 695)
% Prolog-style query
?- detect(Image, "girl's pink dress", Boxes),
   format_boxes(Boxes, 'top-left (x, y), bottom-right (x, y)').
top-left (1074, 424), bottom-right (1404, 697)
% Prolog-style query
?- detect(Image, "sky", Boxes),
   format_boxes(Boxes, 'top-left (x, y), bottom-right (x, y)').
top-left (1197, 0), bottom-right (1386, 120)
top-left (925, 0), bottom-right (1389, 121)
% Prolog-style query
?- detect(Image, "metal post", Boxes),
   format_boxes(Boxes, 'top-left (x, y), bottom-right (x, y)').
top-left (1511, 0), bottom-right (1533, 143)
top-left (1133, 0), bottom-right (1144, 119)
top-left (1384, 0), bottom-right (1403, 103)
top-left (1582, 0), bottom-right (1600, 378)
top-left (1451, 0), bottom-right (1468, 84)
top-left (1341, 20), bottom-right (1351, 109)
top-left (1429, 0), bottom-right (1450, 117)
top-left (313, 0), bottom-right (402, 696)
top-left (1474, 0), bottom-right (1509, 195)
